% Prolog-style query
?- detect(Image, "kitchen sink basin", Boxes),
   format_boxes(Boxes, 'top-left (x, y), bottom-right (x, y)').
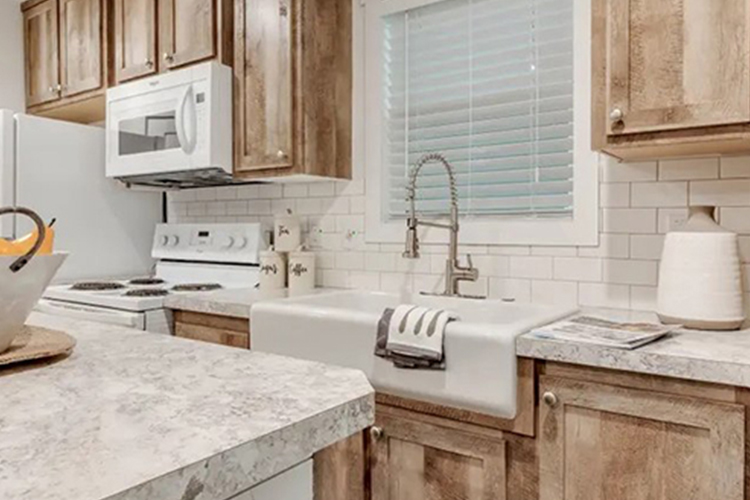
top-left (251, 290), bottom-right (576, 418)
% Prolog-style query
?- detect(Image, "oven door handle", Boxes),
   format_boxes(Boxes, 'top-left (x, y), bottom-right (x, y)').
top-left (35, 299), bottom-right (144, 329)
top-left (175, 84), bottom-right (197, 155)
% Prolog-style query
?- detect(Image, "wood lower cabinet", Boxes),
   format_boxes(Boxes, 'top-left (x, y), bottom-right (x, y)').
top-left (23, 0), bottom-right (60, 108)
top-left (538, 374), bottom-right (745, 500)
top-left (173, 310), bottom-right (250, 349)
top-left (593, 0), bottom-right (750, 160)
top-left (370, 406), bottom-right (508, 500)
top-left (113, 0), bottom-right (158, 83)
top-left (234, 0), bottom-right (352, 180)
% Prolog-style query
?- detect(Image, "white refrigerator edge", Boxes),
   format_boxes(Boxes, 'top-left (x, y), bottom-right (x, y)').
top-left (0, 109), bottom-right (163, 282)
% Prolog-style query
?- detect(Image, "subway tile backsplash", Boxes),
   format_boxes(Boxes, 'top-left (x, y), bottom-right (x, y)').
top-left (169, 156), bottom-right (750, 312)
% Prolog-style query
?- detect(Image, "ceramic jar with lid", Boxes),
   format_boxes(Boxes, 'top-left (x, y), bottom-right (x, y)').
top-left (657, 206), bottom-right (745, 330)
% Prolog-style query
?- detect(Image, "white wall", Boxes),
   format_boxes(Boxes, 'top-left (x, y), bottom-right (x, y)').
top-left (0, 0), bottom-right (25, 112)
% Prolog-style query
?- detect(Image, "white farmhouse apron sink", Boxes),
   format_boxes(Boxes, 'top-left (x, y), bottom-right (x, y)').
top-left (251, 290), bottom-right (576, 418)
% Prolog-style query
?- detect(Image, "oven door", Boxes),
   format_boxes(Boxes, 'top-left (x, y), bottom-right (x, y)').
top-left (35, 299), bottom-right (147, 330)
top-left (106, 80), bottom-right (207, 178)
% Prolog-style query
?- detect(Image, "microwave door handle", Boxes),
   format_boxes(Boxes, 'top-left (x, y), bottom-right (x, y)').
top-left (175, 85), bottom-right (197, 154)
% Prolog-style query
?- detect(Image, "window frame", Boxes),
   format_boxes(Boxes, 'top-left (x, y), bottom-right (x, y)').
top-left (363, 0), bottom-right (599, 246)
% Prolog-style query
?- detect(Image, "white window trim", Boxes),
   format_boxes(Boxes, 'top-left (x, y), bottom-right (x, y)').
top-left (363, 0), bottom-right (599, 247)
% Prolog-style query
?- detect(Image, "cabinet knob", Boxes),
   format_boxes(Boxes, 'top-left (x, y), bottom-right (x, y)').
top-left (610, 108), bottom-right (624, 121)
top-left (542, 391), bottom-right (559, 407)
top-left (279, 5), bottom-right (288, 17)
top-left (370, 426), bottom-right (384, 441)
top-left (48, 86), bottom-right (55, 94)
top-left (56, 84), bottom-right (64, 92)
top-left (277, 150), bottom-right (287, 159)
top-left (163, 52), bottom-right (174, 64)
top-left (145, 59), bottom-right (154, 69)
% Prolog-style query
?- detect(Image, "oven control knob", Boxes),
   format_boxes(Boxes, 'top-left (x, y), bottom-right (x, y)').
top-left (219, 236), bottom-right (235, 249)
top-left (235, 237), bottom-right (248, 249)
top-left (169, 235), bottom-right (180, 246)
top-left (159, 235), bottom-right (169, 246)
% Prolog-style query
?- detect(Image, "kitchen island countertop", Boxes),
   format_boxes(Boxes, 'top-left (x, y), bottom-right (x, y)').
top-left (0, 313), bottom-right (374, 500)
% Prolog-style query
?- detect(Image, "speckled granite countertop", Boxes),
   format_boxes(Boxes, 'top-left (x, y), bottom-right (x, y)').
top-left (0, 313), bottom-right (374, 500)
top-left (517, 308), bottom-right (750, 388)
top-left (164, 287), bottom-right (339, 319)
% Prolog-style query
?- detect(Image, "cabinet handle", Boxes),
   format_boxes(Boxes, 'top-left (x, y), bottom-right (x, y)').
top-left (610, 108), bottom-right (623, 121)
top-left (145, 59), bottom-right (154, 69)
top-left (163, 52), bottom-right (174, 64)
top-left (370, 426), bottom-right (384, 441)
top-left (279, 4), bottom-right (288, 17)
top-left (542, 391), bottom-right (559, 407)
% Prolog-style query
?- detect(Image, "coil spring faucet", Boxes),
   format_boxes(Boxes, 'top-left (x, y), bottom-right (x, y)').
top-left (403, 153), bottom-right (479, 297)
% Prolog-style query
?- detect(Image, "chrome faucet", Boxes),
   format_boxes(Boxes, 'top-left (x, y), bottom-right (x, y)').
top-left (403, 153), bottom-right (479, 297)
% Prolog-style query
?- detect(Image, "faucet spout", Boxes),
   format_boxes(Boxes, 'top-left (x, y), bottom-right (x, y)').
top-left (403, 153), bottom-right (480, 297)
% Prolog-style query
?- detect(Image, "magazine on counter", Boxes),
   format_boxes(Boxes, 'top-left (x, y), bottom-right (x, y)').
top-left (531, 316), bottom-right (680, 350)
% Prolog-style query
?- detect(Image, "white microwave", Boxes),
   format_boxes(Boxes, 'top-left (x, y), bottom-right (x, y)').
top-left (106, 62), bottom-right (233, 188)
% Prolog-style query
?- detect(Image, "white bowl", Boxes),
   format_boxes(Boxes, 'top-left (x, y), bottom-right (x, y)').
top-left (0, 252), bottom-right (67, 352)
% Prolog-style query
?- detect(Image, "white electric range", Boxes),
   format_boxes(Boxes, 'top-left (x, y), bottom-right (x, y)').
top-left (38, 223), bottom-right (266, 333)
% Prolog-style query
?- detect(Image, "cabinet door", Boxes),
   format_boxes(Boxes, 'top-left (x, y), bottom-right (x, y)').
top-left (370, 411), bottom-right (506, 500)
top-left (538, 375), bottom-right (745, 500)
top-left (159, 0), bottom-right (216, 70)
top-left (59, 0), bottom-right (102, 98)
top-left (604, 0), bottom-right (750, 136)
top-left (113, 0), bottom-right (157, 83)
top-left (235, 0), bottom-right (294, 173)
top-left (23, 0), bottom-right (60, 107)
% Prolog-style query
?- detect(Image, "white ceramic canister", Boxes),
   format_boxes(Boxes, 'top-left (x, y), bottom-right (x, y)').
top-left (288, 251), bottom-right (316, 292)
top-left (259, 250), bottom-right (287, 290)
top-left (657, 206), bottom-right (745, 330)
top-left (274, 214), bottom-right (301, 252)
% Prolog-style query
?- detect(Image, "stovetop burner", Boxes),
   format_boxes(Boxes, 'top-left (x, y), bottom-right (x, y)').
top-left (128, 278), bottom-right (166, 286)
top-left (172, 283), bottom-right (223, 292)
top-left (124, 288), bottom-right (170, 297)
top-left (70, 282), bottom-right (126, 291)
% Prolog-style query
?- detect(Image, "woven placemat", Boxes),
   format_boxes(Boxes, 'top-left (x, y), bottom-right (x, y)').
top-left (0, 326), bottom-right (76, 368)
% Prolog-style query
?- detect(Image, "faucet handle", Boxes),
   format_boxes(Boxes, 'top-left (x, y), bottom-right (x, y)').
top-left (466, 253), bottom-right (474, 269)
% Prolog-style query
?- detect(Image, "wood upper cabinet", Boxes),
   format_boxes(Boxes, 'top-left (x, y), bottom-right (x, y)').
top-left (538, 375), bottom-right (745, 500)
top-left (593, 0), bottom-right (750, 160)
top-left (113, 0), bottom-right (157, 83)
top-left (59, 0), bottom-right (102, 98)
top-left (234, 0), bottom-right (352, 180)
top-left (370, 408), bottom-right (507, 500)
top-left (23, 0), bottom-right (60, 107)
top-left (159, 0), bottom-right (216, 70)
top-left (22, 0), bottom-right (107, 122)
top-left (235, 0), bottom-right (294, 172)
top-left (113, 0), bottom-right (230, 84)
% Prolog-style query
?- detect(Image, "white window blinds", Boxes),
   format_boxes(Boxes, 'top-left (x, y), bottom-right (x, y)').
top-left (382, 0), bottom-right (575, 219)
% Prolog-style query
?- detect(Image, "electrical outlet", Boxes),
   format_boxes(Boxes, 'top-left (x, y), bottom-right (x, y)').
top-left (668, 213), bottom-right (688, 231)
top-left (341, 228), bottom-right (364, 250)
top-left (308, 224), bottom-right (323, 247)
